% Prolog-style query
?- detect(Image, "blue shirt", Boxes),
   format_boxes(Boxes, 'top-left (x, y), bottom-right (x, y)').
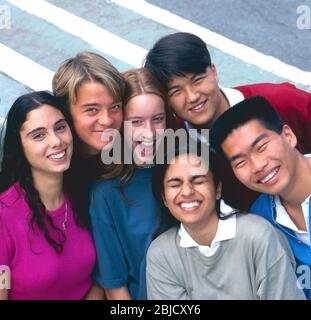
top-left (251, 194), bottom-right (311, 299)
top-left (89, 167), bottom-right (166, 300)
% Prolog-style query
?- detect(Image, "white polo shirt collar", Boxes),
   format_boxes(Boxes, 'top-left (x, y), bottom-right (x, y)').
top-left (274, 154), bottom-right (311, 246)
top-left (179, 200), bottom-right (237, 257)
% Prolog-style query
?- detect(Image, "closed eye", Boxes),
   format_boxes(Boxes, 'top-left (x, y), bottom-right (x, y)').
top-left (193, 76), bottom-right (205, 84)
top-left (234, 159), bottom-right (246, 169)
top-left (258, 142), bottom-right (268, 152)
top-left (167, 182), bottom-right (181, 188)
top-left (168, 88), bottom-right (181, 97)
top-left (192, 176), bottom-right (208, 184)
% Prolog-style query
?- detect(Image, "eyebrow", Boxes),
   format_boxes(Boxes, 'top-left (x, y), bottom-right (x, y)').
top-left (228, 133), bottom-right (268, 163)
top-left (167, 73), bottom-right (204, 91)
top-left (127, 112), bottom-right (165, 120)
top-left (166, 174), bottom-right (207, 184)
top-left (166, 177), bottom-right (181, 184)
top-left (80, 103), bottom-right (101, 108)
top-left (26, 119), bottom-right (66, 137)
top-left (190, 73), bottom-right (205, 81)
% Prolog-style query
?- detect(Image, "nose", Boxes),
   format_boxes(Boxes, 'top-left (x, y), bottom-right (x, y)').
top-left (185, 86), bottom-right (199, 103)
top-left (181, 182), bottom-right (194, 197)
top-left (98, 109), bottom-right (113, 127)
top-left (251, 154), bottom-right (268, 174)
top-left (141, 121), bottom-right (155, 140)
top-left (49, 132), bottom-right (62, 148)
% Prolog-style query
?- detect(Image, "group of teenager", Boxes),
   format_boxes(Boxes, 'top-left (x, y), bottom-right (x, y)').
top-left (0, 32), bottom-right (310, 300)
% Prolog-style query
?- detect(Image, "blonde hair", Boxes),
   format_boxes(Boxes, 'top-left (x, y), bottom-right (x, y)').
top-left (53, 52), bottom-right (125, 181)
top-left (52, 51), bottom-right (125, 107)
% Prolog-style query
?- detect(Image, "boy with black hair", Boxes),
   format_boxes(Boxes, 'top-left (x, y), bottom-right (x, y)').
top-left (145, 32), bottom-right (311, 210)
top-left (210, 96), bottom-right (311, 299)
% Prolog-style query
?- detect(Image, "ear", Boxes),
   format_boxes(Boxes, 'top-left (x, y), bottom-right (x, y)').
top-left (282, 124), bottom-right (297, 148)
top-left (215, 181), bottom-right (222, 201)
top-left (210, 64), bottom-right (219, 83)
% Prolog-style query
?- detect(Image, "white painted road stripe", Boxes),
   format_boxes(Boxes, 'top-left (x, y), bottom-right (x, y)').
top-left (7, 0), bottom-right (147, 67)
top-left (111, 0), bottom-right (311, 88)
top-left (0, 43), bottom-right (53, 91)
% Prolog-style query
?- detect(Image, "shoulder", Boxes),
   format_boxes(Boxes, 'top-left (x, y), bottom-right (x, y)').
top-left (235, 213), bottom-right (277, 241)
top-left (0, 183), bottom-right (26, 217)
top-left (234, 82), bottom-right (307, 97)
top-left (148, 226), bottom-right (179, 259)
top-left (251, 193), bottom-right (271, 209)
top-left (89, 178), bottom-right (119, 201)
top-left (0, 183), bottom-right (29, 237)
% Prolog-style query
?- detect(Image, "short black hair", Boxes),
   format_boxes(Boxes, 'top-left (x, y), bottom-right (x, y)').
top-left (145, 32), bottom-right (212, 85)
top-left (210, 96), bottom-right (284, 160)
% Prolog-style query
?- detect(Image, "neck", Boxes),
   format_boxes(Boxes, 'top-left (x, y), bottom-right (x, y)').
top-left (79, 142), bottom-right (100, 158)
top-left (280, 154), bottom-right (311, 206)
top-left (32, 170), bottom-right (64, 211)
top-left (213, 89), bottom-right (230, 125)
top-left (183, 212), bottom-right (219, 246)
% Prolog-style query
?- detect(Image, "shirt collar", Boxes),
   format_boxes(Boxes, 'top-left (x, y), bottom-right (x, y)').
top-left (219, 85), bottom-right (244, 107)
top-left (274, 153), bottom-right (311, 234)
top-left (179, 200), bottom-right (237, 248)
top-left (274, 194), bottom-right (310, 234)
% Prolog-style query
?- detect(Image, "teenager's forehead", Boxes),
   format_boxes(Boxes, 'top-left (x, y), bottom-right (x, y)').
top-left (168, 154), bottom-right (209, 172)
top-left (167, 68), bottom-right (210, 85)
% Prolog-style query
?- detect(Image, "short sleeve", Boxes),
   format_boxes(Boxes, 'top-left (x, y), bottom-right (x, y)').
top-left (0, 209), bottom-right (15, 266)
top-left (89, 187), bottom-right (128, 289)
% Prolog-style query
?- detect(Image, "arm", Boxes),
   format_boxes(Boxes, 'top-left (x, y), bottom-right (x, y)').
top-left (105, 286), bottom-right (132, 300)
top-left (0, 289), bottom-right (8, 300)
top-left (254, 222), bottom-right (306, 300)
top-left (84, 282), bottom-right (106, 300)
top-left (89, 189), bottom-right (130, 297)
top-left (0, 214), bottom-right (13, 301)
top-left (146, 237), bottom-right (188, 300)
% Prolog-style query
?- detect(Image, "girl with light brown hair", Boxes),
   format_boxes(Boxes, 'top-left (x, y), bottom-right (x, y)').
top-left (89, 68), bottom-right (175, 300)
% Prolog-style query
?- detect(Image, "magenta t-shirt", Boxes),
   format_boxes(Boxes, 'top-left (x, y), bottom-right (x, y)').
top-left (0, 183), bottom-right (96, 300)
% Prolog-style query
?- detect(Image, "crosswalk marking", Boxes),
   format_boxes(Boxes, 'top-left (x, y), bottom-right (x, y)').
top-left (7, 0), bottom-right (147, 67)
top-left (111, 0), bottom-right (311, 88)
top-left (0, 42), bottom-right (53, 91)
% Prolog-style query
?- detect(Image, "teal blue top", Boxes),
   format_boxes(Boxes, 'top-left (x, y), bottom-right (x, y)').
top-left (89, 167), bottom-right (167, 300)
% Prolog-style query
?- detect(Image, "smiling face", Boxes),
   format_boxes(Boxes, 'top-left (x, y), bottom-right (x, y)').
top-left (124, 93), bottom-right (166, 167)
top-left (221, 120), bottom-right (298, 197)
top-left (20, 104), bottom-right (73, 177)
top-left (167, 65), bottom-right (228, 128)
top-left (162, 154), bottom-right (221, 228)
top-left (70, 81), bottom-right (123, 155)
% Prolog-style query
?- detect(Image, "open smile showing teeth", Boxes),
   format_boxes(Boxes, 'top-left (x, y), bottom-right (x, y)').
top-left (180, 201), bottom-right (201, 209)
top-left (190, 101), bottom-right (206, 112)
top-left (259, 167), bottom-right (280, 184)
top-left (48, 150), bottom-right (66, 160)
top-left (140, 141), bottom-right (154, 147)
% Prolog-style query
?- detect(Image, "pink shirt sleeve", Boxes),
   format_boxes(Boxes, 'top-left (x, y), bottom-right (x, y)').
top-left (0, 207), bottom-right (15, 266)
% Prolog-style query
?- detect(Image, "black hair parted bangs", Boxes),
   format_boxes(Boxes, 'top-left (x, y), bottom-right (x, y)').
top-left (145, 32), bottom-right (212, 85)
top-left (210, 95), bottom-right (284, 160)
